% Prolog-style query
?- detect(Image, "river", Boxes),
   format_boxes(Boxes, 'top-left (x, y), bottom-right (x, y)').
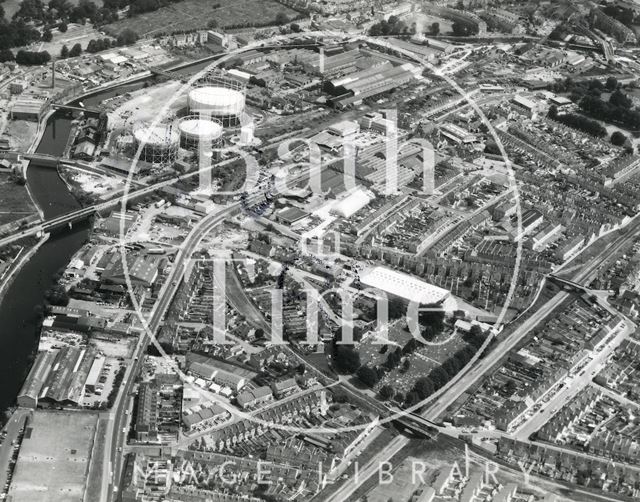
top-left (0, 59), bottom-right (214, 414)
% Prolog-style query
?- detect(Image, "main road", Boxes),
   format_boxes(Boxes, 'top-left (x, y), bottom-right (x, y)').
top-left (0, 158), bottom-right (241, 250)
top-left (422, 213), bottom-right (640, 423)
top-left (322, 213), bottom-right (640, 502)
top-left (103, 164), bottom-right (320, 500)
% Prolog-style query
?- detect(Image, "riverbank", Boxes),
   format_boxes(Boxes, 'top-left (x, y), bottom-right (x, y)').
top-left (0, 51), bottom-right (222, 416)
top-left (0, 234), bottom-right (48, 309)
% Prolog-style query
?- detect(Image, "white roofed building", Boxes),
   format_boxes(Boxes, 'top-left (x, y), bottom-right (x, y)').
top-left (360, 266), bottom-right (457, 312)
top-left (330, 188), bottom-right (373, 218)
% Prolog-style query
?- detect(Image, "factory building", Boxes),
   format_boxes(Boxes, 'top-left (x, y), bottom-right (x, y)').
top-left (359, 266), bottom-right (458, 312)
top-left (17, 347), bottom-right (99, 408)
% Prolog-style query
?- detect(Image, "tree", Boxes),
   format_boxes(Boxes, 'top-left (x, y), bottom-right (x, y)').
top-left (275, 11), bottom-right (288, 25)
top-left (413, 377), bottom-right (434, 399)
top-left (443, 357), bottom-right (461, 376)
top-left (469, 324), bottom-right (484, 338)
top-left (117, 28), bottom-right (137, 46)
top-left (452, 21), bottom-right (478, 36)
top-left (49, 0), bottom-right (73, 15)
top-left (357, 365), bottom-right (379, 387)
top-left (606, 76), bottom-right (618, 91)
top-left (554, 111), bottom-right (607, 137)
top-left (548, 104), bottom-right (558, 119)
top-left (430, 22), bottom-right (440, 35)
top-left (379, 385), bottom-right (394, 400)
top-left (58, 21), bottom-right (68, 32)
top-left (610, 89), bottom-right (632, 109)
top-left (41, 28), bottom-right (52, 42)
top-left (0, 49), bottom-right (14, 62)
top-left (611, 131), bottom-right (628, 146)
top-left (14, 0), bottom-right (46, 22)
top-left (69, 0), bottom-right (98, 23)
top-left (333, 345), bottom-right (361, 373)
top-left (15, 49), bottom-right (51, 65)
top-left (405, 391), bottom-right (420, 407)
top-left (418, 304), bottom-right (445, 335)
top-left (429, 366), bottom-right (449, 389)
top-left (69, 42), bottom-right (81, 57)
top-left (45, 285), bottom-right (69, 306)
top-left (207, 19), bottom-right (218, 29)
top-left (60, 44), bottom-right (69, 58)
top-left (387, 296), bottom-right (405, 320)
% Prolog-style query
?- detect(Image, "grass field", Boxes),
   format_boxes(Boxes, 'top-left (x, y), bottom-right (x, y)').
top-left (103, 0), bottom-right (301, 37)
top-left (0, 174), bottom-right (37, 226)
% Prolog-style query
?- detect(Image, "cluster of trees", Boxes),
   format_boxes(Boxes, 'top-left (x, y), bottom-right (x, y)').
top-left (550, 77), bottom-right (611, 102)
top-left (334, 302), bottom-right (462, 399)
top-left (59, 42), bottom-right (81, 58)
top-left (333, 344), bottom-right (361, 373)
top-left (369, 15), bottom-right (411, 37)
top-left (549, 108), bottom-right (607, 138)
top-left (580, 92), bottom-right (640, 131)
top-left (401, 326), bottom-right (486, 407)
top-left (451, 20), bottom-right (479, 37)
top-left (0, 18), bottom-right (42, 51)
top-left (44, 284), bottom-right (70, 306)
top-left (86, 29), bottom-right (136, 52)
top-left (0, 48), bottom-right (15, 62)
top-left (0, 0), bottom-right (118, 52)
top-left (602, 4), bottom-right (640, 27)
top-left (548, 77), bottom-right (640, 137)
top-left (11, 0), bottom-right (119, 28)
top-left (15, 49), bottom-right (51, 64)
top-left (355, 336), bottom-right (423, 390)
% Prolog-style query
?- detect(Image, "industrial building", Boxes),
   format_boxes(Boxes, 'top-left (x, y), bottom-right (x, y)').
top-left (17, 347), bottom-right (99, 408)
top-left (325, 62), bottom-right (419, 109)
top-left (10, 98), bottom-right (48, 121)
top-left (330, 188), bottom-right (374, 218)
top-left (101, 253), bottom-right (160, 287)
top-left (359, 266), bottom-right (456, 311)
top-left (185, 352), bottom-right (257, 392)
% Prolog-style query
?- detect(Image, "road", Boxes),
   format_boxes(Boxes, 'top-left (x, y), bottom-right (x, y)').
top-left (322, 207), bottom-right (640, 501)
top-left (0, 409), bottom-right (31, 491)
top-left (103, 204), bottom-right (239, 500)
top-left (0, 156), bottom-right (240, 249)
top-left (103, 164), bottom-right (321, 500)
top-left (422, 214), bottom-right (640, 423)
top-left (514, 318), bottom-right (632, 440)
top-left (323, 434), bottom-right (408, 502)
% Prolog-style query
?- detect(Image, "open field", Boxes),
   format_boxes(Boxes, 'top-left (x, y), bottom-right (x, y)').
top-left (0, 173), bottom-right (38, 226)
top-left (103, 0), bottom-right (301, 38)
top-left (29, 23), bottom-right (106, 57)
top-left (7, 411), bottom-right (99, 502)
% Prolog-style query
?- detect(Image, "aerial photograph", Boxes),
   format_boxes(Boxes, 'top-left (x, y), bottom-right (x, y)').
top-left (1, 0), bottom-right (640, 501)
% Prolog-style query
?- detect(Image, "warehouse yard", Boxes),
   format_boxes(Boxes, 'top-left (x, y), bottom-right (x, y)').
top-left (104, 0), bottom-right (300, 37)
